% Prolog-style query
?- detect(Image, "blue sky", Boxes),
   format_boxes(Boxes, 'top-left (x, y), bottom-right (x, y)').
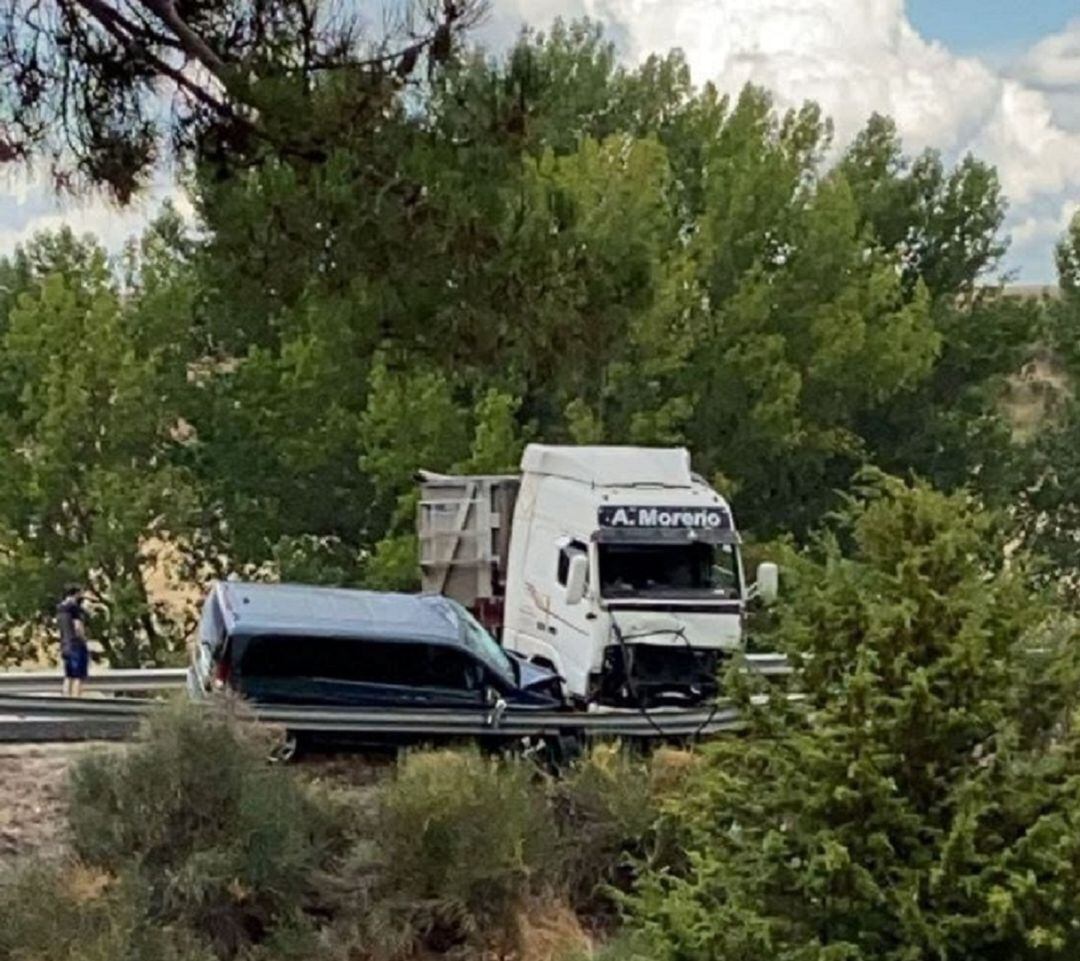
top-left (908, 0), bottom-right (1077, 57)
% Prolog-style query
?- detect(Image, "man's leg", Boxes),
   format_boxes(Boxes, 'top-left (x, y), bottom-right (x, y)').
top-left (62, 675), bottom-right (71, 696)
top-left (71, 645), bottom-right (88, 697)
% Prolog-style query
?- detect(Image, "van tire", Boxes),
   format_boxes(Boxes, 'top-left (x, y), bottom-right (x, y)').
top-left (269, 732), bottom-right (301, 764)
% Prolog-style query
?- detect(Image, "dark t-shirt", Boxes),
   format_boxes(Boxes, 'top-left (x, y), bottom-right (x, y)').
top-left (57, 597), bottom-right (86, 654)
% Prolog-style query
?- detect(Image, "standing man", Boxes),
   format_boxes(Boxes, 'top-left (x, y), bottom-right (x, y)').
top-left (57, 584), bottom-right (89, 697)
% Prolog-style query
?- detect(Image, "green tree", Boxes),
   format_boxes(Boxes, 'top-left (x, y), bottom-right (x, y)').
top-left (1008, 219), bottom-right (1080, 595)
top-left (682, 96), bottom-right (941, 534)
top-left (840, 115), bottom-right (1036, 508)
top-left (841, 114), bottom-right (1007, 299)
top-left (183, 290), bottom-right (376, 585)
top-left (0, 227), bottom-right (199, 665)
top-left (0, 0), bottom-right (483, 198)
top-left (1055, 210), bottom-right (1080, 295)
top-left (181, 24), bottom-right (1026, 548)
top-left (0, 16), bottom-right (1044, 662)
top-left (618, 475), bottom-right (1080, 961)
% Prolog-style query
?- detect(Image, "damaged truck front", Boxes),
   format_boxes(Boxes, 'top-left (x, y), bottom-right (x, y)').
top-left (418, 444), bottom-right (778, 709)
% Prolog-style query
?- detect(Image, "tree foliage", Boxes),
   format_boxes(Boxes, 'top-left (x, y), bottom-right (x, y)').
top-left (0, 220), bottom-right (201, 664)
top-left (616, 476), bottom-right (1080, 961)
top-left (0, 0), bottom-right (485, 198)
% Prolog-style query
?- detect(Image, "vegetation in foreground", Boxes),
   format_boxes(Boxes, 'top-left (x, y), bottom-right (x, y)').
top-left (0, 699), bottom-right (672, 960)
top-left (5, 480), bottom-right (1080, 961)
top-left (610, 476), bottom-right (1080, 961)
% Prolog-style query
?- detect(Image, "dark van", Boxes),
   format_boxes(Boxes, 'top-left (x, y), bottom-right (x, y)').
top-left (187, 580), bottom-right (563, 712)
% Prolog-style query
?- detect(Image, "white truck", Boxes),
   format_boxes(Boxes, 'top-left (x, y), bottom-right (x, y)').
top-left (418, 445), bottom-right (777, 708)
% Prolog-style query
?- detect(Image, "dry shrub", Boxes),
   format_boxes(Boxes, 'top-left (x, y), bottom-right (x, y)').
top-left (66, 698), bottom-right (349, 957)
top-left (514, 896), bottom-right (595, 961)
top-left (5, 707), bottom-right (679, 961)
top-left (0, 860), bottom-right (214, 961)
top-left (553, 744), bottom-right (656, 910)
top-left (647, 747), bottom-right (701, 796)
top-left (371, 748), bottom-right (557, 955)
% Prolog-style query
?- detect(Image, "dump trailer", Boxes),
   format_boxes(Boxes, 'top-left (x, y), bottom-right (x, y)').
top-left (418, 445), bottom-right (777, 709)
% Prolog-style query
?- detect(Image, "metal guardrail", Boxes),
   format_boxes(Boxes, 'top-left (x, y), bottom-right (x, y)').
top-left (0, 655), bottom-right (795, 695)
top-left (0, 695), bottom-right (152, 716)
top-left (0, 692), bottom-right (752, 739)
top-left (0, 667), bottom-right (187, 693)
top-left (0, 654), bottom-right (795, 743)
top-left (742, 652), bottom-right (793, 676)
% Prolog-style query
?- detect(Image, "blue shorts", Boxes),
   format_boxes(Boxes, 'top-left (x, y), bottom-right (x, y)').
top-left (62, 645), bottom-right (89, 680)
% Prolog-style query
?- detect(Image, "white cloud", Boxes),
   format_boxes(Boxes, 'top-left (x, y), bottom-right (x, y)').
top-left (483, 0), bottom-right (1080, 282)
top-left (1014, 18), bottom-right (1080, 92)
top-left (0, 170), bottom-right (191, 256)
top-left (1010, 18), bottom-right (1080, 136)
top-left (1011, 200), bottom-right (1078, 249)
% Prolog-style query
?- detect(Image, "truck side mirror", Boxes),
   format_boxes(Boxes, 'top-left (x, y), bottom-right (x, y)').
top-left (565, 553), bottom-right (588, 606)
top-left (755, 562), bottom-right (779, 605)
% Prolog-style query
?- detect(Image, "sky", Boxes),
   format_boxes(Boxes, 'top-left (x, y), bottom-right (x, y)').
top-left (906, 0), bottom-right (1077, 58)
top-left (2, 1), bottom-right (1080, 283)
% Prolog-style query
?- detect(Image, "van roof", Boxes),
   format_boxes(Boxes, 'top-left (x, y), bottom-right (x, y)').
top-left (214, 580), bottom-right (463, 643)
top-left (520, 445), bottom-right (693, 488)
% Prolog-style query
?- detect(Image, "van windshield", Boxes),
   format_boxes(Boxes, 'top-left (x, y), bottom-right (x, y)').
top-left (598, 541), bottom-right (741, 600)
top-left (446, 601), bottom-right (517, 687)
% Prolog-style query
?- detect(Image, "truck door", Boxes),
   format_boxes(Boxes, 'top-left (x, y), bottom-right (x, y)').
top-left (546, 536), bottom-right (594, 693)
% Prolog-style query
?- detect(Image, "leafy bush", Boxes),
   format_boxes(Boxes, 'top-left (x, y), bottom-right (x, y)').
top-left (370, 748), bottom-right (556, 951)
top-left (619, 474), bottom-right (1080, 961)
top-left (553, 744), bottom-right (657, 909)
top-left (67, 699), bottom-right (348, 956)
top-left (5, 700), bottom-right (695, 960)
top-left (360, 740), bottom-right (688, 956)
top-left (0, 861), bottom-right (214, 961)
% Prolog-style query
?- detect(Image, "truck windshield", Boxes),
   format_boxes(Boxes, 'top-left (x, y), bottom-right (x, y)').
top-left (598, 541), bottom-right (741, 600)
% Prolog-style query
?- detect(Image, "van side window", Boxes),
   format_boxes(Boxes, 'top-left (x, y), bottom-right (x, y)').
top-left (239, 636), bottom-right (478, 691)
top-left (556, 539), bottom-right (589, 586)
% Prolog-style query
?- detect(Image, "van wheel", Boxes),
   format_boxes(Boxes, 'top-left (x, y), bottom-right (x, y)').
top-left (269, 732), bottom-right (300, 764)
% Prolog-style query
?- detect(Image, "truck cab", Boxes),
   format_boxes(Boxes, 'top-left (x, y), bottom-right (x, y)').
top-left (418, 445), bottom-right (777, 708)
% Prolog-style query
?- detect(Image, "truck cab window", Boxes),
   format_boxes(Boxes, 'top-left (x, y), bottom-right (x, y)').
top-left (599, 541), bottom-right (741, 600)
top-left (556, 539), bottom-right (589, 586)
